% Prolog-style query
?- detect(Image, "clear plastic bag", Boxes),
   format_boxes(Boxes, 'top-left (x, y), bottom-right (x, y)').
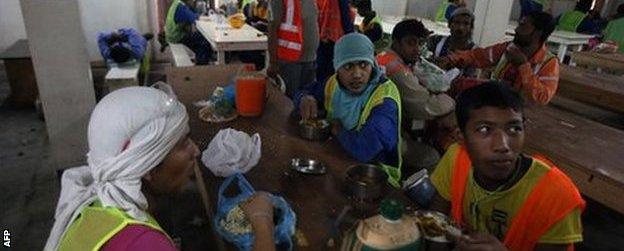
top-left (413, 57), bottom-right (460, 93)
top-left (202, 128), bottom-right (261, 177)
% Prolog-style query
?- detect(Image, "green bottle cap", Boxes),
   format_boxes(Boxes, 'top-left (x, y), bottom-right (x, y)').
top-left (380, 198), bottom-right (404, 221)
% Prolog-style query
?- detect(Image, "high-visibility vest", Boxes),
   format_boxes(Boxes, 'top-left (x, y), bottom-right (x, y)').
top-left (557, 10), bottom-right (588, 32)
top-left (318, 0), bottom-right (344, 42)
top-left (436, 1), bottom-right (451, 22)
top-left (58, 200), bottom-right (171, 251)
top-left (277, 0), bottom-right (304, 61)
top-left (324, 75), bottom-right (403, 187)
top-left (165, 0), bottom-right (186, 43)
top-left (491, 44), bottom-right (556, 81)
top-left (603, 17), bottom-right (624, 54)
top-left (449, 144), bottom-right (585, 251)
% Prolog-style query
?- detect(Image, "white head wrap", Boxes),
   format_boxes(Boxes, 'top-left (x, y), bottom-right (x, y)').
top-left (44, 86), bottom-right (189, 250)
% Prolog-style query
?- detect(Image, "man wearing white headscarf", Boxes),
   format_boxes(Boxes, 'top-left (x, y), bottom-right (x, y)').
top-left (45, 87), bottom-right (276, 251)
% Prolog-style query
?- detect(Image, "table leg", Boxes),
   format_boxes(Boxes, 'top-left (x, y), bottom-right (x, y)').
top-left (557, 44), bottom-right (567, 63)
top-left (217, 51), bottom-right (225, 65)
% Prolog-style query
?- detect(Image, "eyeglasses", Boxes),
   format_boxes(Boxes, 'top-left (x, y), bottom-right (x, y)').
top-left (341, 61), bottom-right (371, 71)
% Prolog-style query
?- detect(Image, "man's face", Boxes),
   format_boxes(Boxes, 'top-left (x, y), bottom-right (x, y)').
top-left (146, 135), bottom-right (200, 195)
top-left (513, 16), bottom-right (538, 47)
top-left (337, 61), bottom-right (373, 94)
top-left (449, 15), bottom-right (473, 39)
top-left (462, 107), bottom-right (525, 183)
top-left (395, 36), bottom-right (425, 64)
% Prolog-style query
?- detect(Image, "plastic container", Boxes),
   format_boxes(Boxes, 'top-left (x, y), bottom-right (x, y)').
top-left (235, 73), bottom-right (267, 116)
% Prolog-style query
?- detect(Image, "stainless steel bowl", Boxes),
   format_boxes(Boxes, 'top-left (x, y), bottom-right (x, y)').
top-left (345, 164), bottom-right (388, 202)
top-left (299, 119), bottom-right (330, 141)
top-left (290, 158), bottom-right (327, 175)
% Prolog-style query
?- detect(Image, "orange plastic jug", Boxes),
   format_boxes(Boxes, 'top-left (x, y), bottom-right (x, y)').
top-left (236, 73), bottom-right (267, 117)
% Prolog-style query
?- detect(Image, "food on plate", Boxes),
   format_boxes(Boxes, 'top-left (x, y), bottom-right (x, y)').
top-left (300, 119), bottom-right (329, 129)
top-left (220, 205), bottom-right (253, 235)
top-left (416, 211), bottom-right (451, 237)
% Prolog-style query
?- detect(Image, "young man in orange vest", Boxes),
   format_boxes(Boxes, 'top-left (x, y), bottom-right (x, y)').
top-left (268, 0), bottom-right (319, 99)
top-left (428, 82), bottom-right (585, 250)
top-left (436, 11), bottom-right (559, 105)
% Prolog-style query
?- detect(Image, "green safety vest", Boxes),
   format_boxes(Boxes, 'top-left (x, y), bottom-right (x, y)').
top-left (165, 0), bottom-right (187, 43)
top-left (603, 18), bottom-right (624, 54)
top-left (491, 47), bottom-right (556, 81)
top-left (58, 200), bottom-right (170, 251)
top-left (435, 1), bottom-right (451, 22)
top-left (324, 75), bottom-right (403, 188)
top-left (557, 10), bottom-right (587, 32)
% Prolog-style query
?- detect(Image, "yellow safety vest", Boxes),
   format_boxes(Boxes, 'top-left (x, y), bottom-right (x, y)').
top-left (58, 200), bottom-right (170, 251)
top-left (324, 75), bottom-right (403, 187)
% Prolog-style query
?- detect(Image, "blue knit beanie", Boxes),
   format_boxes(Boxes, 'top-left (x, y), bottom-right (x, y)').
top-left (333, 33), bottom-right (376, 70)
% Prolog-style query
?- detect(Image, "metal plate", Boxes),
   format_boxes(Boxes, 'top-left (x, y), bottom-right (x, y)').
top-left (290, 158), bottom-right (327, 175)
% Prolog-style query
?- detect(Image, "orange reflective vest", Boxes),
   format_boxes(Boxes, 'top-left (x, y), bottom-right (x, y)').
top-left (277, 0), bottom-right (304, 61)
top-left (317, 0), bottom-right (344, 42)
top-left (450, 144), bottom-right (585, 251)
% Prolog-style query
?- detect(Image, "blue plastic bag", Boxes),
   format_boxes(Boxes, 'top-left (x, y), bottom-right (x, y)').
top-left (214, 173), bottom-right (296, 251)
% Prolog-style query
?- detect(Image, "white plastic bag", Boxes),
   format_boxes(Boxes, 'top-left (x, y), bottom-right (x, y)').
top-left (413, 57), bottom-right (460, 93)
top-left (202, 128), bottom-right (262, 177)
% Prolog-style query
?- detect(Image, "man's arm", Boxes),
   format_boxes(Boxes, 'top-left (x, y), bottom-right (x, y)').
top-left (444, 43), bottom-right (508, 69)
top-left (513, 56), bottom-right (558, 105)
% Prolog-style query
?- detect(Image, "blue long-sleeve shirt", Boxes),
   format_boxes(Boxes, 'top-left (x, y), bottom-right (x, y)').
top-left (293, 78), bottom-right (400, 166)
top-left (97, 28), bottom-right (147, 62)
top-left (174, 2), bottom-right (199, 24)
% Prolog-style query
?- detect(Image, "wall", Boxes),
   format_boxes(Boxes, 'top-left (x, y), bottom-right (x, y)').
top-left (0, 0), bottom-right (150, 62)
top-left (0, 0), bottom-right (27, 54)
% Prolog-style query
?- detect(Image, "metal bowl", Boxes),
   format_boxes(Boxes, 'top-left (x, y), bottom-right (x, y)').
top-left (290, 158), bottom-right (327, 175)
top-left (345, 164), bottom-right (388, 201)
top-left (299, 119), bottom-right (330, 141)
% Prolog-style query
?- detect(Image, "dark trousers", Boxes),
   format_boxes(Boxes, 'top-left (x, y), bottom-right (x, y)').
top-left (316, 41), bottom-right (336, 84)
top-left (180, 31), bottom-right (213, 65)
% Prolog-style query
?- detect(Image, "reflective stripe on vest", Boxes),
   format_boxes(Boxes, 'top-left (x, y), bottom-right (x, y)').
top-left (557, 10), bottom-right (587, 32)
top-left (318, 0), bottom-right (344, 42)
top-left (165, 0), bottom-right (186, 43)
top-left (58, 200), bottom-right (170, 251)
top-left (277, 0), bottom-right (304, 61)
top-left (324, 75), bottom-right (403, 187)
top-left (449, 144), bottom-right (585, 251)
top-left (436, 1), bottom-right (451, 22)
top-left (491, 44), bottom-right (556, 81)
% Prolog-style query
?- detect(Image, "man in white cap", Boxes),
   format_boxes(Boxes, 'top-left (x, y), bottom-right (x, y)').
top-left (45, 87), bottom-right (275, 250)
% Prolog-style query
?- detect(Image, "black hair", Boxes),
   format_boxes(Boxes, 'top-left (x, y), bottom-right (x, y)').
top-left (526, 11), bottom-right (556, 43)
top-left (575, 0), bottom-right (593, 13)
top-left (110, 44), bottom-right (132, 64)
top-left (449, 12), bottom-right (475, 28)
top-left (455, 81), bottom-right (524, 133)
top-left (392, 19), bottom-right (431, 42)
top-left (618, 3), bottom-right (624, 16)
top-left (354, 0), bottom-right (371, 10)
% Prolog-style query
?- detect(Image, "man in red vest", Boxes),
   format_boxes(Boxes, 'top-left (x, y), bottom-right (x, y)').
top-left (268, 0), bottom-right (319, 99)
top-left (428, 82), bottom-right (584, 250)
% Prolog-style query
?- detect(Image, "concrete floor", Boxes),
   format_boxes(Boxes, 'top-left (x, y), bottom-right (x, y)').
top-left (1, 62), bottom-right (624, 250)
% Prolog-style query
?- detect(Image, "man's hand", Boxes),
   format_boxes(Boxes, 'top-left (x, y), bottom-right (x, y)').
top-left (330, 119), bottom-right (343, 135)
top-left (299, 95), bottom-right (318, 120)
top-left (434, 56), bottom-right (454, 70)
top-left (241, 192), bottom-right (274, 230)
top-left (267, 62), bottom-right (279, 79)
top-left (505, 45), bottom-right (528, 66)
top-left (454, 233), bottom-right (508, 251)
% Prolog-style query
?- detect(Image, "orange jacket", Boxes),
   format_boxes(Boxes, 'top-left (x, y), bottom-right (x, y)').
top-left (450, 144), bottom-right (585, 251)
top-left (317, 0), bottom-right (343, 42)
top-left (447, 42), bottom-right (559, 105)
top-left (277, 0), bottom-right (304, 61)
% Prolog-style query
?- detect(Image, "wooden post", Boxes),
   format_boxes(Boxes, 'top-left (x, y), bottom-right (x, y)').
top-left (20, 0), bottom-right (96, 169)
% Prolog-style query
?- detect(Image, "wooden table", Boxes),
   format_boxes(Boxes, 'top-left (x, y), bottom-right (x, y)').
top-left (558, 65), bottom-right (624, 113)
top-left (571, 51), bottom-right (624, 75)
top-left (524, 104), bottom-right (624, 214)
top-left (167, 65), bottom-right (405, 250)
top-left (506, 24), bottom-right (595, 63)
top-left (196, 18), bottom-right (268, 65)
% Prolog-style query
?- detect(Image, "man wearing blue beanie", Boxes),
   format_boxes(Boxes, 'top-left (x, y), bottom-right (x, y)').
top-left (294, 33), bottom-right (403, 187)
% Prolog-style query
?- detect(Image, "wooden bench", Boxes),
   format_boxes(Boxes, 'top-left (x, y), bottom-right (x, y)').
top-left (104, 61), bottom-right (140, 93)
top-left (571, 51), bottom-right (624, 75)
top-left (558, 65), bottom-right (624, 113)
top-left (524, 104), bottom-right (624, 214)
top-left (169, 43), bottom-right (194, 67)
